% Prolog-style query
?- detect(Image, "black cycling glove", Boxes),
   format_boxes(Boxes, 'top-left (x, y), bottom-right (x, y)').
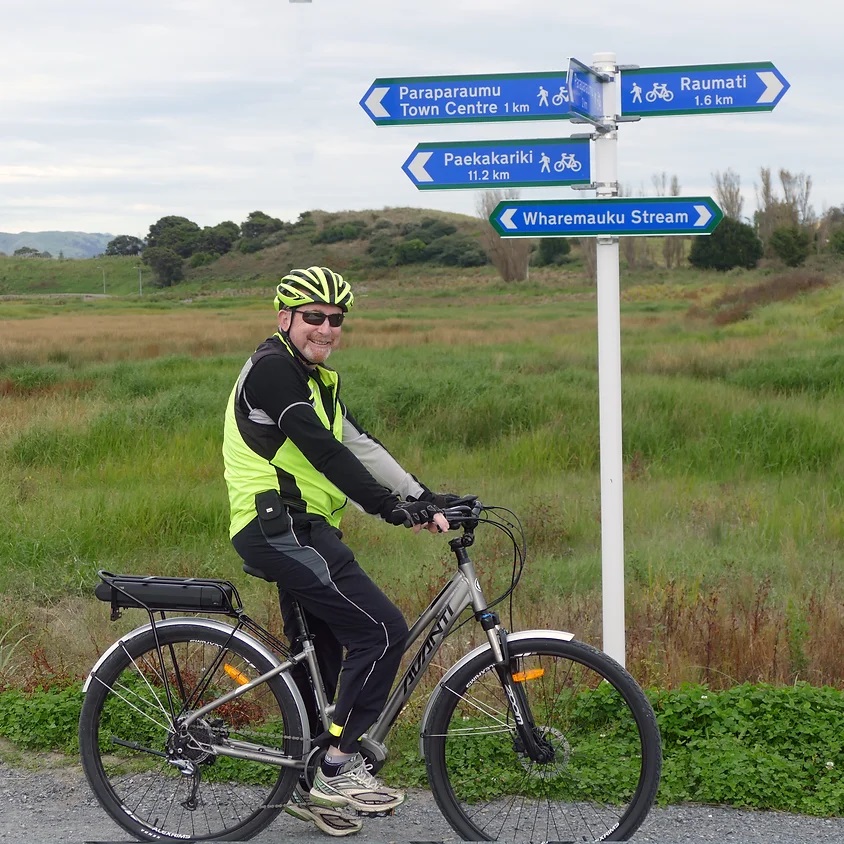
top-left (387, 499), bottom-right (442, 528)
top-left (418, 491), bottom-right (462, 509)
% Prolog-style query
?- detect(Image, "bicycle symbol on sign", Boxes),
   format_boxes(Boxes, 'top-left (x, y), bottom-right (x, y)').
top-left (645, 82), bottom-right (674, 103)
top-left (551, 86), bottom-right (569, 106)
top-left (553, 153), bottom-right (582, 173)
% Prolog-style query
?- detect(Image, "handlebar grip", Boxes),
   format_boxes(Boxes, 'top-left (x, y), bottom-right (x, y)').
top-left (441, 496), bottom-right (482, 529)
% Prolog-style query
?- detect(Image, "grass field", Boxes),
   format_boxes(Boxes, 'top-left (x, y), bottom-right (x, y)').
top-left (2, 257), bottom-right (844, 695)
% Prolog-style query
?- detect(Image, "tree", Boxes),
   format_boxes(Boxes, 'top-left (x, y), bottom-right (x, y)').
top-left (688, 217), bottom-right (763, 271)
top-left (146, 216), bottom-right (202, 258)
top-left (535, 237), bottom-right (571, 266)
top-left (769, 226), bottom-right (811, 267)
top-left (653, 172), bottom-right (684, 268)
top-left (143, 246), bottom-right (184, 287)
top-left (240, 210), bottom-right (284, 240)
top-left (13, 246), bottom-right (51, 258)
top-left (198, 221), bottom-right (240, 256)
top-left (828, 228), bottom-right (844, 256)
top-left (105, 235), bottom-right (145, 256)
top-left (712, 168), bottom-right (744, 220)
top-left (475, 190), bottom-right (532, 282)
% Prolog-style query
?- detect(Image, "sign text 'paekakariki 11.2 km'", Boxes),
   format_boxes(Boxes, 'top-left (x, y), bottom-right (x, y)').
top-left (490, 197), bottom-right (724, 238)
top-left (402, 137), bottom-right (591, 190)
top-left (360, 71), bottom-right (573, 125)
top-left (620, 61), bottom-right (789, 117)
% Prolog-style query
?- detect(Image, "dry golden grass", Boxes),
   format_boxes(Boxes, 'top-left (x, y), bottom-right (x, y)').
top-left (0, 312), bottom-right (270, 365)
top-left (0, 307), bottom-right (598, 363)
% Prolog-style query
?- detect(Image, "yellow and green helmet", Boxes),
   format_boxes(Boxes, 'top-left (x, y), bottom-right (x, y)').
top-left (273, 266), bottom-right (354, 312)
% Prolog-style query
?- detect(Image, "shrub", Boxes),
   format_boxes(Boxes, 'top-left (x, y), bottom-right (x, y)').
top-left (769, 226), bottom-right (811, 267)
top-left (827, 228), bottom-right (844, 256)
top-left (394, 238), bottom-right (427, 265)
top-left (423, 234), bottom-right (488, 267)
top-left (535, 238), bottom-right (571, 266)
top-left (688, 217), bottom-right (763, 271)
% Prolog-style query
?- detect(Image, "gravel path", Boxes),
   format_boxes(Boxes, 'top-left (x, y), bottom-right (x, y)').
top-left (2, 754), bottom-right (843, 844)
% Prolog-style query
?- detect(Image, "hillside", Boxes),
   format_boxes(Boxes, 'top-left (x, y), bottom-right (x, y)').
top-left (0, 231), bottom-right (113, 259)
top-left (187, 206), bottom-right (491, 284)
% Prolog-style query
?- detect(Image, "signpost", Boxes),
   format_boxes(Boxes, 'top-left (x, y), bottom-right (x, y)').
top-left (621, 62), bottom-right (789, 117)
top-left (402, 137), bottom-right (590, 190)
top-left (363, 51), bottom-right (787, 667)
top-left (360, 71), bottom-right (572, 125)
top-left (490, 196), bottom-right (723, 237)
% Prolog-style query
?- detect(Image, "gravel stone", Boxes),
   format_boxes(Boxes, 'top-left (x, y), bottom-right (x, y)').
top-left (2, 757), bottom-right (842, 843)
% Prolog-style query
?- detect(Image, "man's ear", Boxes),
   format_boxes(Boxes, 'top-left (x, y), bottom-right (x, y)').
top-left (278, 309), bottom-right (292, 331)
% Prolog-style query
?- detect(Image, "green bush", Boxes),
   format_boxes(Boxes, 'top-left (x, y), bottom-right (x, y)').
top-left (422, 234), bottom-right (487, 267)
top-left (535, 237), bottom-right (571, 266)
top-left (827, 228), bottom-right (844, 255)
top-left (769, 226), bottom-right (811, 267)
top-left (689, 217), bottom-right (763, 271)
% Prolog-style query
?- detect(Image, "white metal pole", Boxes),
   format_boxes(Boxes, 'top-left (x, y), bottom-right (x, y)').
top-left (591, 51), bottom-right (626, 666)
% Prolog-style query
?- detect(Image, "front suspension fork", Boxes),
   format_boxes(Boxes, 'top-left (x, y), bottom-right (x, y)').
top-left (480, 612), bottom-right (554, 764)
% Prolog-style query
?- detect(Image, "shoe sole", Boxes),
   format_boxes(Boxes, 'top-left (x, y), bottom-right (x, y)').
top-left (309, 792), bottom-right (405, 815)
top-left (284, 805), bottom-right (363, 837)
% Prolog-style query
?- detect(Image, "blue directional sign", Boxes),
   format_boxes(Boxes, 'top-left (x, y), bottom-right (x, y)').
top-left (401, 137), bottom-right (590, 191)
top-left (567, 57), bottom-right (607, 125)
top-left (360, 71), bottom-right (572, 126)
top-left (621, 62), bottom-right (789, 117)
top-left (490, 197), bottom-right (724, 238)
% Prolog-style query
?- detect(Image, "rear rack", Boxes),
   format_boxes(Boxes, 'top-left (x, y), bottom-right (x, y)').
top-left (95, 570), bottom-right (242, 620)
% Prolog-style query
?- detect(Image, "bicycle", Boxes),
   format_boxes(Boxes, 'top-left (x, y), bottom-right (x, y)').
top-left (645, 83), bottom-right (674, 103)
top-left (79, 497), bottom-right (662, 842)
top-left (551, 86), bottom-right (569, 106)
top-left (553, 153), bottom-right (583, 173)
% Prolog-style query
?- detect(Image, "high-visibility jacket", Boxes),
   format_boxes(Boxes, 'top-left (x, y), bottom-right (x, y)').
top-left (223, 332), bottom-right (426, 538)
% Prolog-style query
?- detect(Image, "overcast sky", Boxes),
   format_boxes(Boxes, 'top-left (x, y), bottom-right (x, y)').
top-left (0, 0), bottom-right (835, 238)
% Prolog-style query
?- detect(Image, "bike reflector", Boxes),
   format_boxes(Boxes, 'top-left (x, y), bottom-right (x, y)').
top-left (224, 663), bottom-right (251, 685)
top-left (512, 668), bottom-right (545, 682)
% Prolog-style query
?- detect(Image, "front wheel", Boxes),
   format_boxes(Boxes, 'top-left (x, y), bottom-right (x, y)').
top-left (423, 635), bottom-right (661, 842)
top-left (79, 622), bottom-right (305, 841)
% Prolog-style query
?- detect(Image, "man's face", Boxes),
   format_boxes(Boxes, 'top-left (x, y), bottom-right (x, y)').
top-left (279, 303), bottom-right (344, 365)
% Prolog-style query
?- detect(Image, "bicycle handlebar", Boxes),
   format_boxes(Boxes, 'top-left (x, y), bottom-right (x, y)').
top-left (440, 496), bottom-right (483, 530)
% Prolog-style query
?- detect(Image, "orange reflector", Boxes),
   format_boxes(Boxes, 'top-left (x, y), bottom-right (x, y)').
top-left (512, 668), bottom-right (545, 683)
top-left (224, 663), bottom-right (250, 686)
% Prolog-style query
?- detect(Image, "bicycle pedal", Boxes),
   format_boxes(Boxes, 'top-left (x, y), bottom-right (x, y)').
top-left (356, 808), bottom-right (395, 817)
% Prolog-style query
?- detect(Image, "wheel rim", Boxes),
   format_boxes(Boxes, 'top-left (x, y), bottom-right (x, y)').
top-left (87, 634), bottom-right (296, 840)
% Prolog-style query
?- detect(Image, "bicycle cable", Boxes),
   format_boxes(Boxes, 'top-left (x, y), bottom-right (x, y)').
top-left (445, 504), bottom-right (527, 638)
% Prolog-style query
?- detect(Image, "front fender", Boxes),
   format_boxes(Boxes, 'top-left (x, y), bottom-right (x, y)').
top-left (418, 628), bottom-right (575, 756)
top-left (83, 617), bottom-right (310, 747)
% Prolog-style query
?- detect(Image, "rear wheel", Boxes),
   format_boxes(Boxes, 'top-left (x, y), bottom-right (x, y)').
top-left (423, 635), bottom-right (661, 842)
top-left (79, 623), bottom-right (304, 841)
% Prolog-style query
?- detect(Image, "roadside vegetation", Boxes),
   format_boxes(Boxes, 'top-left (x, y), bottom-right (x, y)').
top-left (2, 202), bottom-right (844, 813)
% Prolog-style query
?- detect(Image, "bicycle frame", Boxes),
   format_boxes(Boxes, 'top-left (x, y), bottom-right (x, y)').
top-left (176, 543), bottom-right (495, 764)
top-left (86, 505), bottom-right (531, 771)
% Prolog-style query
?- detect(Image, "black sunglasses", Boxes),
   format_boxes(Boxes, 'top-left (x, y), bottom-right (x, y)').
top-left (297, 310), bottom-right (345, 327)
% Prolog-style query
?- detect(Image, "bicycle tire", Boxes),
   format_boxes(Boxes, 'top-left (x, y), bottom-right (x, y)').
top-left (79, 622), bottom-right (304, 841)
top-left (423, 635), bottom-right (661, 842)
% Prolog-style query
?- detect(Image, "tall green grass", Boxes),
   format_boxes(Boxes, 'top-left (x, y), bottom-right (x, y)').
top-left (3, 267), bottom-right (844, 688)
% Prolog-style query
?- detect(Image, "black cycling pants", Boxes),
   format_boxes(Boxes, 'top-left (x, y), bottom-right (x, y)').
top-left (231, 515), bottom-right (408, 753)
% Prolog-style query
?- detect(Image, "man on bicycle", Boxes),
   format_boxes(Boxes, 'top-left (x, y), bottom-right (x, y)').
top-left (222, 266), bottom-right (451, 836)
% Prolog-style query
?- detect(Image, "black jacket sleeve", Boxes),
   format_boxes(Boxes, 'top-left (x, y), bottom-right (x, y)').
top-left (243, 354), bottom-right (400, 519)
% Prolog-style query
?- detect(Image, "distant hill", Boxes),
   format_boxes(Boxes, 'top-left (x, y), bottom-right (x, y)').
top-left (0, 231), bottom-right (114, 259)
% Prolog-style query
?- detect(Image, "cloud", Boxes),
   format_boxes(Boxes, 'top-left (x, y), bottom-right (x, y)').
top-left (0, 0), bottom-right (838, 235)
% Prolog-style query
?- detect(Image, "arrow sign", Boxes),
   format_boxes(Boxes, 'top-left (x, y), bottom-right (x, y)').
top-left (361, 71), bottom-right (572, 126)
top-left (401, 137), bottom-right (591, 190)
top-left (490, 196), bottom-right (724, 238)
top-left (621, 62), bottom-right (789, 116)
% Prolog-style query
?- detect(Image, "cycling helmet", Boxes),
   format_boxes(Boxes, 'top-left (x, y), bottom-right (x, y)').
top-left (273, 266), bottom-right (354, 312)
